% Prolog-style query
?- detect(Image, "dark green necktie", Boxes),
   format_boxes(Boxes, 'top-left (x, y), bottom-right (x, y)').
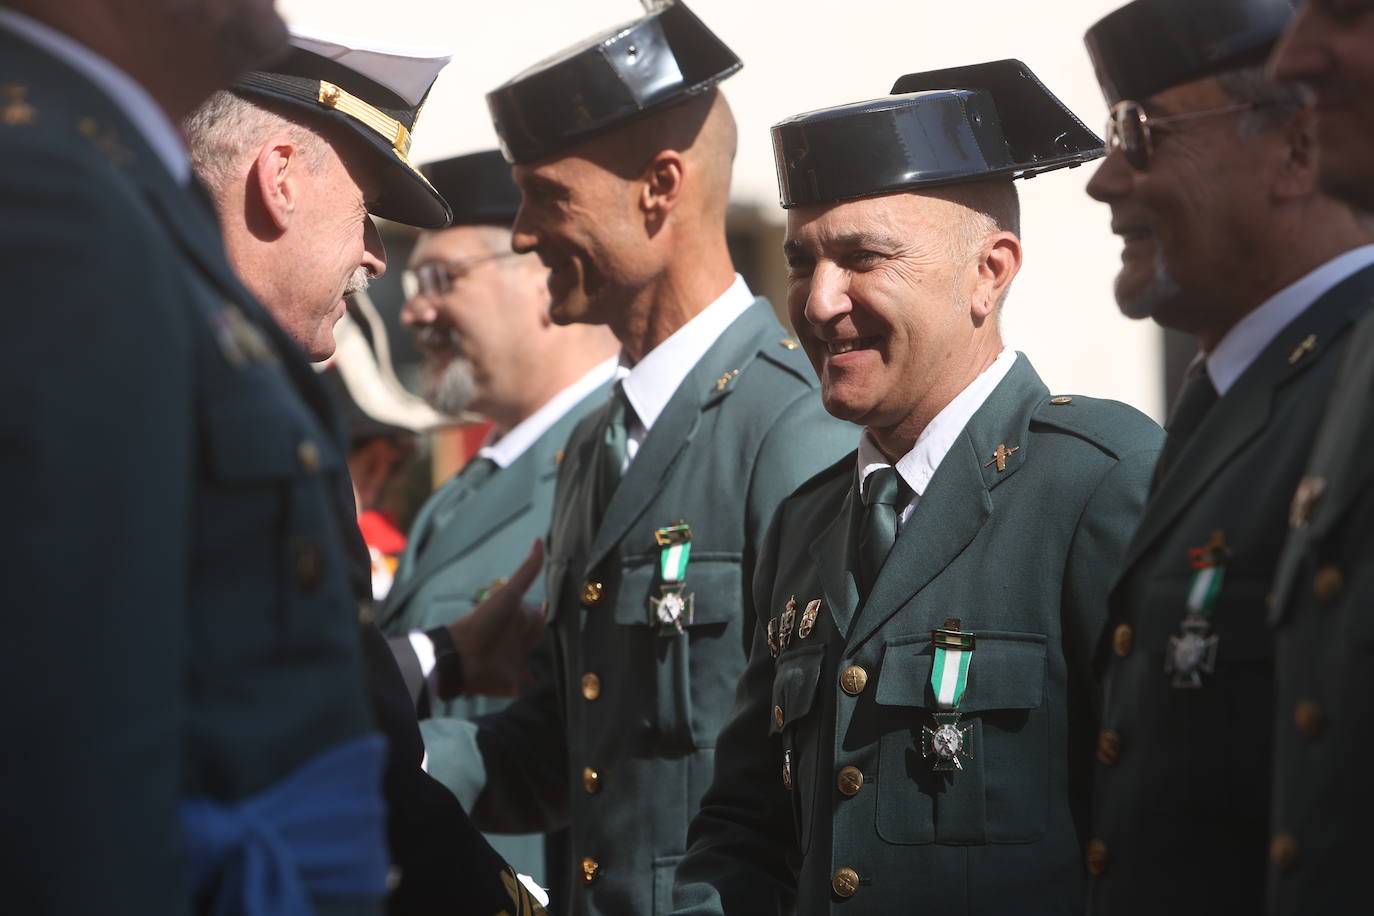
top-left (593, 382), bottom-right (632, 521)
top-left (857, 466), bottom-right (907, 600)
top-left (1154, 363), bottom-right (1218, 487)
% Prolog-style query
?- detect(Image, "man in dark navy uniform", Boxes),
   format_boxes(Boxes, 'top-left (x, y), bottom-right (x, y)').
top-left (0, 2), bottom-right (391, 913)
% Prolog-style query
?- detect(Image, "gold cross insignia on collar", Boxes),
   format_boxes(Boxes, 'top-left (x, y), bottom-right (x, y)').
top-left (983, 443), bottom-right (1020, 472)
top-left (1288, 334), bottom-right (1317, 365)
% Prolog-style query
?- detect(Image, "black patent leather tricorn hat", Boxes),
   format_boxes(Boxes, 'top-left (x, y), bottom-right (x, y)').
top-left (1084, 0), bottom-right (1295, 105)
top-left (487, 1), bottom-right (741, 165)
top-left (772, 59), bottom-right (1103, 209)
top-left (420, 150), bottom-right (521, 228)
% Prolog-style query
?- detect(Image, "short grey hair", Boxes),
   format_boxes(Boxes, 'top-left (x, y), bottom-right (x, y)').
top-left (183, 90), bottom-right (329, 200)
top-left (1215, 64), bottom-right (1312, 136)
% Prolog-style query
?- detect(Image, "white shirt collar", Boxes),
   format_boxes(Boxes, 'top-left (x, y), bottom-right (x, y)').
top-left (617, 274), bottom-right (755, 434)
top-left (478, 357), bottom-right (618, 468)
top-left (1208, 244), bottom-right (1374, 396)
top-left (0, 8), bottom-right (191, 185)
top-left (857, 347), bottom-right (1017, 527)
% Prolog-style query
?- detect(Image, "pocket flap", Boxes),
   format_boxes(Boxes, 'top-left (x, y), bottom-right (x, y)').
top-left (874, 630), bottom-right (1046, 712)
top-left (612, 555), bottom-right (743, 628)
top-left (769, 645), bottom-right (825, 735)
top-left (204, 382), bottom-right (339, 481)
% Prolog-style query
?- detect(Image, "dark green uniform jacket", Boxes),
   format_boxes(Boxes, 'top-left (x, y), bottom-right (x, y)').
top-left (439, 299), bottom-right (856, 916)
top-left (380, 377), bottom-right (610, 890)
top-left (673, 355), bottom-right (1161, 915)
top-left (0, 26), bottom-right (378, 915)
top-left (1267, 292), bottom-right (1374, 914)
top-left (1088, 265), bottom-right (1374, 915)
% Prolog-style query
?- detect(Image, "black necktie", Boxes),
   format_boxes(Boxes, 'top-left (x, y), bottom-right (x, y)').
top-left (857, 466), bottom-right (907, 600)
top-left (1154, 362), bottom-right (1219, 486)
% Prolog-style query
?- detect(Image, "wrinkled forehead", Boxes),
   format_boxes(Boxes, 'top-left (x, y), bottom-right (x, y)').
top-left (784, 191), bottom-right (963, 248)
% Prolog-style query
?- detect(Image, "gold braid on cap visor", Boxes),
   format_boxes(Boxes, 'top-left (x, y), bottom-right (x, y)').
top-left (317, 80), bottom-right (414, 163)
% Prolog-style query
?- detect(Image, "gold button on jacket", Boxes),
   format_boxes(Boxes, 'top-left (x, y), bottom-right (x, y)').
top-left (839, 665), bottom-right (868, 696)
top-left (831, 867), bottom-right (859, 898)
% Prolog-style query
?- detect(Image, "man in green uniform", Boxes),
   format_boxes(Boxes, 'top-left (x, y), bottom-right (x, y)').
top-left (1080, 1), bottom-right (1374, 912)
top-left (440, 4), bottom-right (855, 914)
top-left (1264, 7), bottom-right (1374, 912)
top-left (378, 149), bottom-right (618, 894)
top-left (671, 61), bottom-right (1161, 915)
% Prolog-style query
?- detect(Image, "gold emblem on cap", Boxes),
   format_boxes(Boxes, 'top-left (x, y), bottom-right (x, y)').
top-left (317, 79), bottom-right (414, 160)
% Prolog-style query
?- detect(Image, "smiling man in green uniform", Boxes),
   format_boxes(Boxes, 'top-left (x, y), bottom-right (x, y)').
top-left (433, 4), bottom-right (854, 914)
top-left (671, 61), bottom-right (1161, 915)
top-left (1080, 1), bottom-right (1374, 912)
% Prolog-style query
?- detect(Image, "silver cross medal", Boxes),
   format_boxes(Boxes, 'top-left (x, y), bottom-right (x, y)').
top-left (1166, 613), bottom-right (1218, 688)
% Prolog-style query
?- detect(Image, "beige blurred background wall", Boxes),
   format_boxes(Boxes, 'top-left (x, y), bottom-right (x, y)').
top-left (280, 0), bottom-right (1168, 421)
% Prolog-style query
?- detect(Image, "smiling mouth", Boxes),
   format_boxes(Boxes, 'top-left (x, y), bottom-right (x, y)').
top-left (1111, 221), bottom-right (1152, 242)
top-left (827, 336), bottom-right (880, 355)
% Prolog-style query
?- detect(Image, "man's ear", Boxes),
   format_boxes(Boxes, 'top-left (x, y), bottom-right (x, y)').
top-left (639, 149), bottom-right (686, 220)
top-left (971, 231), bottom-right (1023, 322)
top-left (247, 135), bottom-right (301, 235)
top-left (1272, 107), bottom-right (1318, 204)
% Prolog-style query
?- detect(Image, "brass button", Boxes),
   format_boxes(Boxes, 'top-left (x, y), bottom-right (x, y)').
top-left (831, 867), bottom-right (859, 898)
top-left (293, 540), bottom-right (324, 592)
top-left (774, 704), bottom-right (785, 728)
top-left (580, 857), bottom-right (601, 884)
top-left (1112, 623), bottom-right (1133, 658)
top-left (583, 767), bottom-right (601, 794)
top-left (1085, 838), bottom-right (1110, 876)
top-left (840, 665), bottom-right (869, 696)
top-left (581, 673), bottom-right (602, 700)
top-left (1294, 701), bottom-right (1325, 739)
top-left (1270, 833), bottom-right (1299, 873)
top-left (836, 766), bottom-right (864, 797)
top-left (1097, 730), bottom-right (1123, 766)
top-left (1050, 395), bottom-right (1073, 405)
top-left (1314, 565), bottom-right (1344, 603)
top-left (296, 439), bottom-right (320, 473)
top-left (581, 581), bottom-right (605, 607)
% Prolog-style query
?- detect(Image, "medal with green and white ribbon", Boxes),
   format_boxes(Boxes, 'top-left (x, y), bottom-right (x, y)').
top-left (650, 522), bottom-right (694, 636)
top-left (1167, 529), bottom-right (1227, 689)
top-left (922, 617), bottom-right (975, 771)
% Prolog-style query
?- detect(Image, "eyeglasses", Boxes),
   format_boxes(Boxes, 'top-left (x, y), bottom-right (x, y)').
top-left (1106, 99), bottom-right (1271, 171)
top-left (401, 251), bottom-right (520, 300)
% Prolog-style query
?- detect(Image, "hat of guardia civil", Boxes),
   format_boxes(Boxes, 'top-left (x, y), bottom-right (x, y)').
top-left (234, 26), bottom-right (454, 228)
top-left (420, 150), bottom-right (522, 228)
top-left (772, 59), bottom-right (1103, 208)
top-left (487, 0), bottom-right (741, 165)
top-left (1084, 0), bottom-right (1296, 105)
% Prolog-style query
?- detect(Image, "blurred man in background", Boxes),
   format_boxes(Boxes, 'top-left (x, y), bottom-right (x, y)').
top-left (1081, 1), bottom-right (1374, 912)
top-left (378, 148), bottom-right (618, 899)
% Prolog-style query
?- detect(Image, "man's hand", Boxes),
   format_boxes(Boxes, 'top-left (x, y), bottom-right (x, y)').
top-left (443, 539), bottom-right (546, 699)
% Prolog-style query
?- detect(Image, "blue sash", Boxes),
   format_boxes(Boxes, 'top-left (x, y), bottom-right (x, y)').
top-left (180, 734), bottom-right (388, 915)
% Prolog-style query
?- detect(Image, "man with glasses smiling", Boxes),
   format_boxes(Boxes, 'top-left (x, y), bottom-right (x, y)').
top-left (1081, 0), bottom-right (1374, 912)
top-left (378, 148), bottom-right (618, 901)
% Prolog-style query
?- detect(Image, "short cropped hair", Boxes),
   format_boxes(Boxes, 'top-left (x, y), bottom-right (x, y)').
top-left (183, 90), bottom-right (329, 200)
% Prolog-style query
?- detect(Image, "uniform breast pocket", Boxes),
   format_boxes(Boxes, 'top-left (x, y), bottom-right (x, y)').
top-left (614, 556), bottom-right (747, 750)
top-left (873, 631), bottom-right (1048, 845)
top-left (769, 645), bottom-right (825, 854)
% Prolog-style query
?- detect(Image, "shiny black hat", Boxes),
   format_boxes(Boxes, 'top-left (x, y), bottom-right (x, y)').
top-left (772, 59), bottom-right (1103, 209)
top-left (234, 27), bottom-right (453, 228)
top-left (1085, 0), bottom-right (1295, 105)
top-left (420, 150), bottom-right (521, 228)
top-left (487, 1), bottom-right (741, 165)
